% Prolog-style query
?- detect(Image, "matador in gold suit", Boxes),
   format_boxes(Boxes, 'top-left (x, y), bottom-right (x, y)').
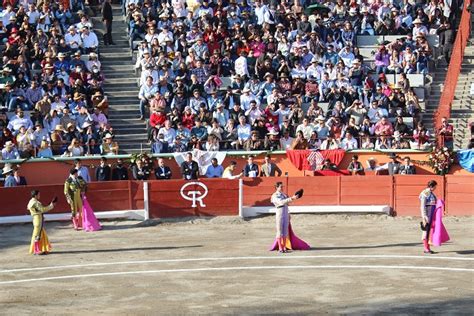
top-left (64, 168), bottom-right (86, 230)
top-left (28, 190), bottom-right (56, 255)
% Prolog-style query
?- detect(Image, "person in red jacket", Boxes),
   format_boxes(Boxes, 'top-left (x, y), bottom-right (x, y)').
top-left (148, 109), bottom-right (166, 141)
top-left (181, 106), bottom-right (195, 130)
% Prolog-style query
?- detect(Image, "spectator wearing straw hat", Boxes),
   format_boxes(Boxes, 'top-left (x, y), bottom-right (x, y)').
top-left (1, 139), bottom-right (20, 160)
top-left (100, 134), bottom-right (119, 155)
top-left (3, 164), bottom-right (15, 187)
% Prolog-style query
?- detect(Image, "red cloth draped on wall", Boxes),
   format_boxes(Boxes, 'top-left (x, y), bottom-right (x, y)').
top-left (286, 149), bottom-right (346, 171)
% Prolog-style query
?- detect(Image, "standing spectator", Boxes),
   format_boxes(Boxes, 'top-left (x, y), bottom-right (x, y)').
top-left (377, 153), bottom-right (401, 175)
top-left (3, 164), bottom-right (16, 187)
top-left (205, 158), bottom-right (224, 178)
top-left (437, 117), bottom-right (454, 149)
top-left (74, 158), bottom-right (91, 183)
top-left (243, 155), bottom-right (259, 178)
top-left (180, 152), bottom-right (199, 180)
top-left (11, 167), bottom-right (28, 186)
top-left (260, 154), bottom-right (282, 177)
top-left (399, 156), bottom-right (417, 175)
top-left (112, 159), bottom-right (129, 181)
top-left (154, 157), bottom-right (172, 180)
top-left (96, 157), bottom-right (111, 181)
top-left (102, 0), bottom-right (114, 46)
top-left (132, 159), bottom-right (151, 180)
top-left (222, 161), bottom-right (242, 179)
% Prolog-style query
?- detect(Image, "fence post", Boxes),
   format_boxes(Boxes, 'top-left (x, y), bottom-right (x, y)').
top-left (337, 176), bottom-right (341, 205)
top-left (143, 181), bottom-right (149, 220)
top-left (238, 179), bottom-right (243, 218)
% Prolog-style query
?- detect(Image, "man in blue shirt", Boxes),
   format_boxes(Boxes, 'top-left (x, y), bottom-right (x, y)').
top-left (205, 158), bottom-right (224, 178)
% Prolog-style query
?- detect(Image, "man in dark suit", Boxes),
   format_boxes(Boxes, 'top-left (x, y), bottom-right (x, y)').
top-left (132, 159), bottom-right (151, 180)
top-left (399, 156), bottom-right (416, 175)
top-left (96, 157), bottom-right (111, 181)
top-left (155, 157), bottom-right (172, 180)
top-left (181, 152), bottom-right (199, 180)
top-left (112, 159), bottom-right (129, 180)
top-left (243, 155), bottom-right (259, 177)
top-left (260, 154), bottom-right (282, 177)
top-left (102, 0), bottom-right (114, 45)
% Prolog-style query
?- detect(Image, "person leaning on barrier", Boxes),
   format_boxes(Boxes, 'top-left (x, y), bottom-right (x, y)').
top-left (132, 159), bottom-right (151, 181)
top-left (95, 156), bottom-right (111, 181)
top-left (347, 155), bottom-right (364, 175)
top-left (223, 161), bottom-right (243, 179)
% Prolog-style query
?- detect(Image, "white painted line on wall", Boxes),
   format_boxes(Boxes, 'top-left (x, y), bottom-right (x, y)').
top-left (0, 265), bottom-right (472, 285)
top-left (1, 255), bottom-right (472, 274)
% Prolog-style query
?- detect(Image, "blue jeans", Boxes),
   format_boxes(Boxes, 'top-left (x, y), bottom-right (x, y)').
top-left (139, 99), bottom-right (148, 117)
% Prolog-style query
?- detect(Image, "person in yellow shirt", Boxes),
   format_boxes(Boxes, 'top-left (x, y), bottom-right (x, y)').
top-left (28, 190), bottom-right (57, 255)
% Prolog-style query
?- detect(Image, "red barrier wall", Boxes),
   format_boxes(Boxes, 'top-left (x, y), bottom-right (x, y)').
top-left (0, 176), bottom-right (472, 218)
top-left (340, 176), bottom-right (393, 206)
top-left (445, 175), bottom-right (474, 215)
top-left (148, 179), bottom-right (239, 218)
top-left (393, 176), bottom-right (444, 216)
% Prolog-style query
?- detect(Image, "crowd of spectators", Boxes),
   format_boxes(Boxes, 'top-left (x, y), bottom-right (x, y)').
top-left (0, 1), bottom-right (119, 161)
top-left (128, 0), bottom-right (458, 154)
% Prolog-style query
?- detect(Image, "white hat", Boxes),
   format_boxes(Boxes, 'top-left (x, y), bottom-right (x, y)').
top-left (317, 115), bottom-right (325, 121)
top-left (57, 52), bottom-right (66, 58)
top-left (413, 18), bottom-right (423, 24)
top-left (361, 7), bottom-right (368, 13)
top-left (267, 129), bottom-right (279, 136)
top-left (104, 133), bottom-right (113, 139)
top-left (2, 164), bottom-right (14, 175)
top-left (4, 141), bottom-right (14, 148)
top-left (82, 121), bottom-right (93, 129)
top-left (349, 8), bottom-right (357, 14)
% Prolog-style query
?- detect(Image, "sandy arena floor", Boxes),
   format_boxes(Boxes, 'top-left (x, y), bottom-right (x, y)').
top-left (0, 214), bottom-right (473, 315)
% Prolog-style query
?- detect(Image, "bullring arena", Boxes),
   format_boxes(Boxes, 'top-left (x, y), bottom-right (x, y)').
top-left (1, 214), bottom-right (473, 314)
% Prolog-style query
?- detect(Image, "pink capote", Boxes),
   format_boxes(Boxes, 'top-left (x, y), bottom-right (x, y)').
top-left (269, 223), bottom-right (311, 251)
top-left (430, 199), bottom-right (450, 247)
top-left (82, 196), bottom-right (102, 232)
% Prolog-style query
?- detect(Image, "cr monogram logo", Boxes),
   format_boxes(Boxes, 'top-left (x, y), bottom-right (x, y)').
top-left (180, 182), bottom-right (208, 207)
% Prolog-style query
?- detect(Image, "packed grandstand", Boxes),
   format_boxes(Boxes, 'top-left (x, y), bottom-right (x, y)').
top-left (0, 0), bottom-right (470, 160)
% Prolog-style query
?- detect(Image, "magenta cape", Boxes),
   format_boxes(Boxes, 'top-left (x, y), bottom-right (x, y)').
top-left (269, 223), bottom-right (311, 251)
top-left (430, 199), bottom-right (450, 247)
top-left (82, 196), bottom-right (102, 232)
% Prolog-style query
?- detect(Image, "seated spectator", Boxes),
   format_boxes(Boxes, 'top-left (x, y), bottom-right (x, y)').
top-left (320, 134), bottom-right (340, 150)
top-left (1, 141), bottom-right (20, 160)
top-left (100, 134), bottom-right (119, 155)
top-left (66, 138), bottom-right (85, 157)
top-left (321, 159), bottom-right (338, 171)
top-left (244, 130), bottom-right (265, 151)
top-left (340, 132), bottom-right (358, 150)
top-left (290, 130), bottom-right (309, 150)
top-left (280, 130), bottom-right (294, 150)
top-left (348, 155), bottom-right (364, 175)
top-left (37, 140), bottom-right (53, 158)
top-left (375, 134), bottom-right (392, 150)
